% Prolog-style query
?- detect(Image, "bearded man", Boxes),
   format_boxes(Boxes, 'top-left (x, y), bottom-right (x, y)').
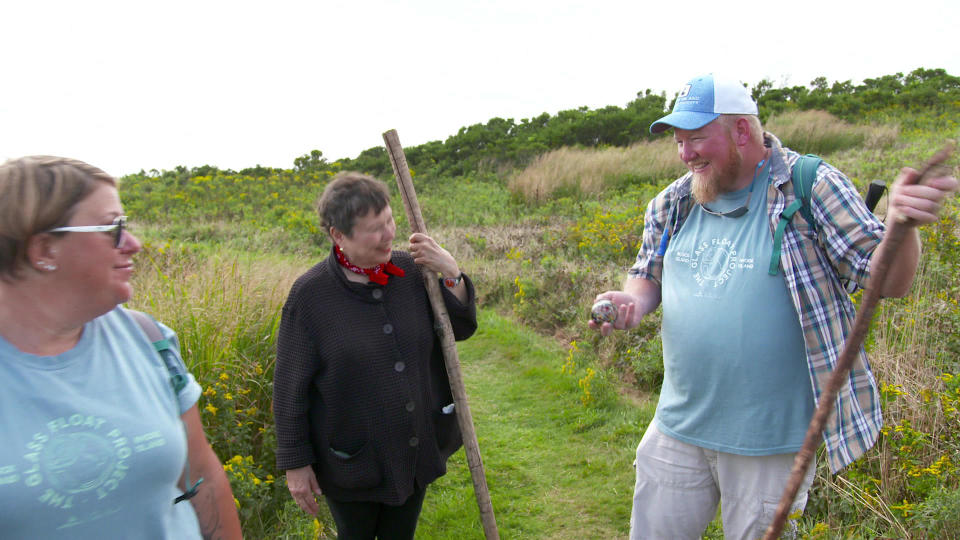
top-left (590, 74), bottom-right (958, 539)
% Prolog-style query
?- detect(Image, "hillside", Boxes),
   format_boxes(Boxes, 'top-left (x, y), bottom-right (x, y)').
top-left (123, 68), bottom-right (960, 538)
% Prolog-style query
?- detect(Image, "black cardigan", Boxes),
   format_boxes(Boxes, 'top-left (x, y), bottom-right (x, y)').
top-left (273, 248), bottom-right (477, 504)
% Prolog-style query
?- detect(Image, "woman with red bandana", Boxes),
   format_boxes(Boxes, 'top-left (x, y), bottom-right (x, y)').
top-left (273, 171), bottom-right (477, 540)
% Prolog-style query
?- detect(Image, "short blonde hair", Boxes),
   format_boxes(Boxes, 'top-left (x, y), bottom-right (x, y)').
top-left (719, 114), bottom-right (764, 146)
top-left (0, 156), bottom-right (115, 281)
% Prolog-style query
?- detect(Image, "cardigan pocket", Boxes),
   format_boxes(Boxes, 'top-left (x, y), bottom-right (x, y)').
top-left (435, 406), bottom-right (463, 460)
top-left (323, 442), bottom-right (382, 490)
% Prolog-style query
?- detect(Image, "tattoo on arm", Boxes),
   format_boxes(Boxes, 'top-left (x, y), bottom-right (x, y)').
top-left (194, 484), bottom-right (223, 540)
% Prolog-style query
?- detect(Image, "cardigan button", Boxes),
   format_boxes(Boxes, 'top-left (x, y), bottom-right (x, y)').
top-left (405, 401), bottom-right (415, 412)
top-left (394, 361), bottom-right (405, 372)
top-left (372, 289), bottom-right (383, 300)
top-left (383, 323), bottom-right (393, 334)
top-left (409, 437), bottom-right (419, 447)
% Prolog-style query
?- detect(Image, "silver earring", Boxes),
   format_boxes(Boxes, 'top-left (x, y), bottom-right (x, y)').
top-left (38, 262), bottom-right (57, 271)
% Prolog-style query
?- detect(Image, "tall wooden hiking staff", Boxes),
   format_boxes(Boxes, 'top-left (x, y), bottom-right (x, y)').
top-left (382, 129), bottom-right (500, 540)
top-left (764, 141), bottom-right (955, 540)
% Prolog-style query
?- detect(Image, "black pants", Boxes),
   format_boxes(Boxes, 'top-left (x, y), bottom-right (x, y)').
top-left (325, 485), bottom-right (427, 540)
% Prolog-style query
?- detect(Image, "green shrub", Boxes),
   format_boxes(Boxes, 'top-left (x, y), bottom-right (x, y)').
top-left (910, 486), bottom-right (960, 537)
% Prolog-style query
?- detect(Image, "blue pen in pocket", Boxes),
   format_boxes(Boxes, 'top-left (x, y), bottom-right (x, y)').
top-left (656, 197), bottom-right (684, 257)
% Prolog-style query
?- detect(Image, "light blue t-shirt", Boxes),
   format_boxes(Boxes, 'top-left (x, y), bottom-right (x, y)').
top-left (0, 307), bottom-right (204, 538)
top-left (658, 163), bottom-right (815, 455)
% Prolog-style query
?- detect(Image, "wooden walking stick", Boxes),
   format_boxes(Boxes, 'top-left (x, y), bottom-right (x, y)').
top-left (382, 129), bottom-right (500, 540)
top-left (763, 141), bottom-right (955, 540)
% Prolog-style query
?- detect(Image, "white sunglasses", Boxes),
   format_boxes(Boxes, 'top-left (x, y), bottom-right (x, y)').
top-left (48, 215), bottom-right (128, 248)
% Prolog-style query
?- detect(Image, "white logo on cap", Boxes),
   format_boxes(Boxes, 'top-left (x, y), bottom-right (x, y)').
top-left (678, 84), bottom-right (691, 98)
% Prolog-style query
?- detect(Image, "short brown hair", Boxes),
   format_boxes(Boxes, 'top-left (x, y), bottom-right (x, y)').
top-left (0, 156), bottom-right (115, 281)
top-left (316, 172), bottom-right (391, 237)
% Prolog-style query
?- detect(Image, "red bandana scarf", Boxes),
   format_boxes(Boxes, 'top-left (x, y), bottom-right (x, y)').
top-left (334, 244), bottom-right (405, 285)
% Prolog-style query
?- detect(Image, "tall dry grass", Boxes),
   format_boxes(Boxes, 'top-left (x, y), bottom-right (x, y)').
top-left (508, 138), bottom-right (680, 201)
top-left (128, 245), bottom-right (308, 376)
top-left (126, 244), bottom-right (331, 537)
top-left (508, 110), bottom-right (899, 203)
top-left (766, 109), bottom-right (899, 155)
top-left (867, 260), bottom-right (958, 472)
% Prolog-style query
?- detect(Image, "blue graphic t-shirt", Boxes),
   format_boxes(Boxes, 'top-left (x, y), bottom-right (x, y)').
top-left (0, 307), bottom-right (204, 538)
top-left (658, 163), bottom-right (815, 455)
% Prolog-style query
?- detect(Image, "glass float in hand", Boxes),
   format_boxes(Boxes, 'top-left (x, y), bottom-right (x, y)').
top-left (590, 299), bottom-right (617, 324)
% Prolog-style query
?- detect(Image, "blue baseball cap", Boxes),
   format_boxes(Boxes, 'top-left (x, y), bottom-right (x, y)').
top-left (649, 74), bottom-right (758, 134)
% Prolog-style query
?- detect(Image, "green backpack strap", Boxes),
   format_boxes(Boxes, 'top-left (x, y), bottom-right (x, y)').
top-left (792, 154), bottom-right (822, 228)
top-left (127, 308), bottom-right (188, 394)
top-left (769, 154), bottom-right (822, 275)
top-left (125, 308), bottom-right (203, 503)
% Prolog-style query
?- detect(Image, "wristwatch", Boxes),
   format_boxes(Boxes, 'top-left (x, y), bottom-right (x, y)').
top-left (442, 273), bottom-right (462, 288)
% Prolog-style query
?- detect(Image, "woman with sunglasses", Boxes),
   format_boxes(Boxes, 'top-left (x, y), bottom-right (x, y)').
top-left (0, 156), bottom-right (241, 538)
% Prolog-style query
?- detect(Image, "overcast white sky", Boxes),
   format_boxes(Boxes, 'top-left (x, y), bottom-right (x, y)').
top-left (2, 0), bottom-right (958, 177)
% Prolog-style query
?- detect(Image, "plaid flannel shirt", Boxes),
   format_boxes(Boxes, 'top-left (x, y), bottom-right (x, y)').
top-left (629, 132), bottom-right (885, 473)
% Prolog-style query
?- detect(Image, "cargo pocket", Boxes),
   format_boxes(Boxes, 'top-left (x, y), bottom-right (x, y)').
top-left (760, 499), bottom-right (801, 540)
top-left (323, 442), bottom-right (382, 490)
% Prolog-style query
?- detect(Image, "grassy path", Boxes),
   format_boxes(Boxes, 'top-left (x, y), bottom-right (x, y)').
top-left (415, 309), bottom-right (656, 539)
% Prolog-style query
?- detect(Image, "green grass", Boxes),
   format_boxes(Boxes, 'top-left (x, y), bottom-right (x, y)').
top-left (120, 103), bottom-right (960, 538)
top-left (416, 310), bottom-right (654, 539)
top-left (129, 245), bottom-right (658, 538)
